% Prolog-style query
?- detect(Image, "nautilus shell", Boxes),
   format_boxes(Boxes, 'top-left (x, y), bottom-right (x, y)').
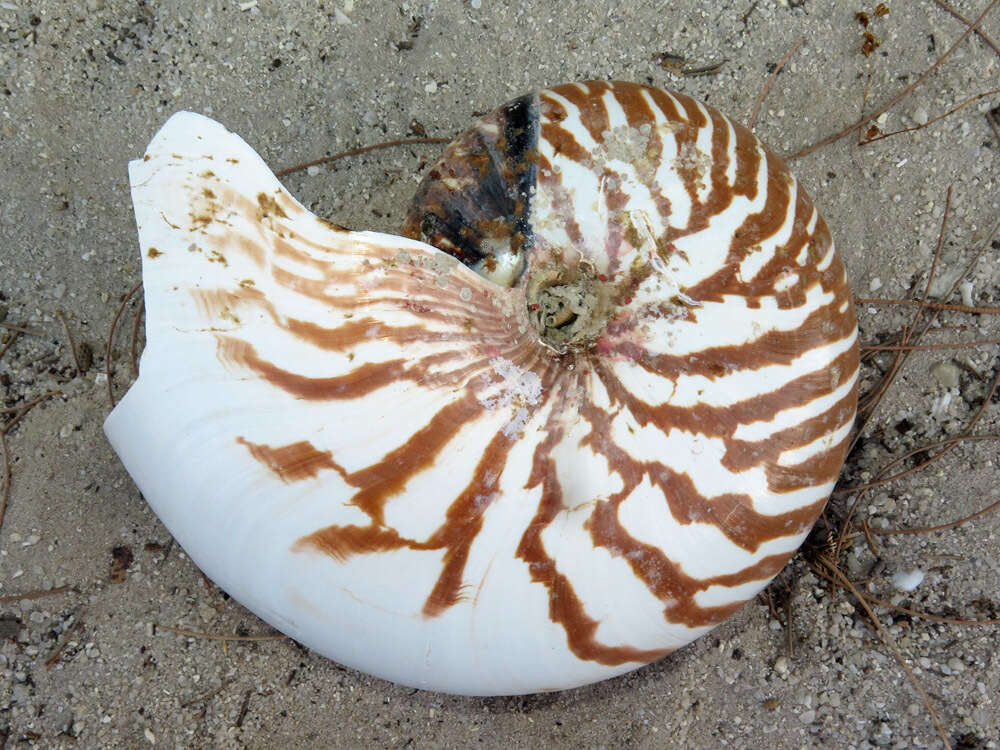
top-left (105, 81), bottom-right (858, 696)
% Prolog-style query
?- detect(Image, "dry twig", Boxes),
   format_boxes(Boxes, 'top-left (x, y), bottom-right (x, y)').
top-left (749, 37), bottom-right (803, 129)
top-left (157, 624), bottom-right (287, 642)
top-left (847, 207), bottom-right (1000, 506)
top-left (860, 88), bottom-right (1000, 145)
top-left (0, 585), bottom-right (73, 604)
top-left (105, 281), bottom-right (143, 408)
top-left (861, 338), bottom-right (1000, 352)
top-left (810, 558), bottom-right (1000, 628)
top-left (0, 390), bottom-right (61, 533)
top-left (46, 615), bottom-right (83, 670)
top-left (860, 518), bottom-right (881, 558)
top-left (0, 432), bottom-right (10, 535)
top-left (235, 689), bottom-right (253, 728)
top-left (56, 311), bottom-right (84, 376)
top-left (871, 497), bottom-right (1000, 536)
top-left (275, 136), bottom-right (452, 178)
top-left (0, 329), bottom-right (21, 361)
top-left (814, 557), bottom-right (951, 748)
top-left (0, 322), bottom-right (45, 336)
top-left (1, 390), bottom-right (62, 429)
top-left (181, 681), bottom-right (231, 708)
top-left (933, 0), bottom-right (1000, 58)
top-left (131, 298), bottom-right (145, 376)
top-left (853, 187), bottom-right (953, 439)
top-left (857, 298), bottom-right (1000, 315)
top-left (788, 0), bottom-right (1000, 159)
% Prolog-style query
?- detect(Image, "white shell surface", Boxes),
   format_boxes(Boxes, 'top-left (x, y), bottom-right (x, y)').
top-left (106, 82), bottom-right (858, 696)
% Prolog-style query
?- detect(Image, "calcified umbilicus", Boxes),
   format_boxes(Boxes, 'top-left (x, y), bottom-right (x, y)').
top-left (105, 81), bottom-right (858, 696)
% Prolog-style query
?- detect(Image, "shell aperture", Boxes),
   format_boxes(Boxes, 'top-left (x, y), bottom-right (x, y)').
top-left (104, 81), bottom-right (858, 696)
top-left (403, 92), bottom-right (539, 287)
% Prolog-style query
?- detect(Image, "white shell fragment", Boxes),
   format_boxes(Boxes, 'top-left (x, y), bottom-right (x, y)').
top-left (105, 82), bottom-right (859, 696)
top-left (892, 569), bottom-right (925, 592)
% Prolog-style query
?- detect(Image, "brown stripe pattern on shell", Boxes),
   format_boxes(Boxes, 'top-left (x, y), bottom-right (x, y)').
top-left (109, 80), bottom-right (858, 695)
top-left (397, 81), bottom-right (858, 661)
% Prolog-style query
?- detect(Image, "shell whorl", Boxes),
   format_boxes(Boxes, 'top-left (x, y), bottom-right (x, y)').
top-left (105, 81), bottom-right (858, 696)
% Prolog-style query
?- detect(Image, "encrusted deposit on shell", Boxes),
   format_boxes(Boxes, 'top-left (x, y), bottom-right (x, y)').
top-left (104, 81), bottom-right (859, 695)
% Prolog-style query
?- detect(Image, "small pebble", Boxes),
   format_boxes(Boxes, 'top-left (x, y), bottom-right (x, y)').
top-left (798, 709), bottom-right (816, 725)
top-left (929, 360), bottom-right (960, 389)
top-left (872, 722), bottom-right (893, 746)
top-left (960, 279), bottom-right (973, 307)
top-left (891, 569), bottom-right (924, 592)
top-left (773, 656), bottom-right (790, 678)
top-left (198, 602), bottom-right (217, 623)
top-left (306, 165), bottom-right (320, 177)
top-left (424, 80), bottom-right (438, 94)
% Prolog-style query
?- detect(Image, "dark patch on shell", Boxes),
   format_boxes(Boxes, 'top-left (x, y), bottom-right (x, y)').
top-left (402, 94), bottom-right (539, 286)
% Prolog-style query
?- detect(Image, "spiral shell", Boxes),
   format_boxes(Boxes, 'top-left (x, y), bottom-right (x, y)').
top-left (105, 81), bottom-right (858, 695)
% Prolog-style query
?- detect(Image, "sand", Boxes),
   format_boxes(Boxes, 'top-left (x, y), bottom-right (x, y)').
top-left (1, 1), bottom-right (999, 747)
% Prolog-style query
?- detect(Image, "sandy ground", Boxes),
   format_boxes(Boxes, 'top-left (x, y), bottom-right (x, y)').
top-left (1, 0), bottom-right (999, 747)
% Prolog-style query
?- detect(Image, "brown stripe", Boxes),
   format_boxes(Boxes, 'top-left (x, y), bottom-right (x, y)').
top-left (343, 392), bottom-right (486, 523)
top-left (576, 398), bottom-right (828, 553)
top-left (616, 294), bottom-right (854, 390)
top-left (296, 524), bottom-right (414, 562)
top-left (236, 437), bottom-right (344, 483)
top-left (765, 429), bottom-right (853, 494)
top-left (217, 336), bottom-right (462, 401)
top-left (730, 121), bottom-right (762, 199)
top-left (586, 500), bottom-right (796, 628)
top-left (548, 81), bottom-right (612, 147)
top-left (517, 416), bottom-right (671, 666)
top-left (722, 384), bottom-right (858, 476)
top-left (420, 427), bottom-right (516, 617)
top-left (296, 368), bottom-right (560, 618)
top-left (610, 81), bottom-right (658, 129)
top-left (179, 80), bottom-right (861, 668)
